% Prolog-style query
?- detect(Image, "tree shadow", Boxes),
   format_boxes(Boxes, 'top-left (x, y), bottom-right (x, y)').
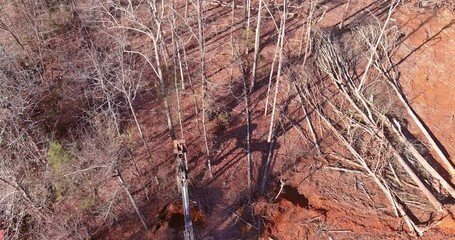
top-left (198, 189), bottom-right (258, 239)
top-left (399, 124), bottom-right (455, 187)
top-left (395, 19), bottom-right (455, 67)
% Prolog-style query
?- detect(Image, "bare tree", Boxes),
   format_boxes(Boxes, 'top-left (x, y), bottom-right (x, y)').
top-left (170, 0), bottom-right (185, 138)
top-left (244, 0), bottom-right (252, 55)
top-left (250, 0), bottom-right (264, 93)
top-left (0, 45), bottom-right (62, 238)
top-left (104, 0), bottom-right (176, 141)
top-left (170, 1), bottom-right (202, 134)
top-left (232, 48), bottom-right (253, 192)
top-left (261, 0), bottom-right (288, 193)
top-left (195, 0), bottom-right (213, 176)
top-left (263, 2), bottom-right (282, 116)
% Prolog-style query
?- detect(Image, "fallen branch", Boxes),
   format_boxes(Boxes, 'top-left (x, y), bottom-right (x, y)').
top-left (323, 86), bottom-right (444, 211)
top-left (325, 166), bottom-right (365, 175)
top-left (383, 113), bottom-right (455, 198)
top-left (314, 36), bottom-right (444, 211)
top-left (293, 81), bottom-right (321, 155)
top-left (296, 86), bottom-right (425, 235)
top-left (273, 178), bottom-right (285, 200)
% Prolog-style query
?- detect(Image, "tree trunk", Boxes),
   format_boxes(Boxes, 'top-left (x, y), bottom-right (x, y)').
top-left (262, 0), bottom-right (287, 193)
top-left (115, 169), bottom-right (148, 230)
top-left (292, 82), bottom-right (321, 154)
top-left (240, 62), bottom-right (253, 192)
top-left (260, 126), bottom-right (276, 193)
top-left (196, 0), bottom-right (212, 176)
top-left (151, 0), bottom-right (176, 141)
top-left (171, 0), bottom-right (185, 138)
top-left (357, 0), bottom-right (398, 91)
top-left (264, 34), bottom-right (281, 116)
top-left (267, 0), bottom-right (287, 143)
top-left (298, 0), bottom-right (316, 59)
top-left (250, 0), bottom-right (264, 93)
top-left (125, 93), bottom-right (153, 164)
top-left (154, 42), bottom-right (176, 141)
top-left (339, 0), bottom-right (351, 29)
top-left (244, 0), bottom-right (252, 55)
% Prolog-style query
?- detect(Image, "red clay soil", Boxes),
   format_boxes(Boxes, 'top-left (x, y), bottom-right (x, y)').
top-left (394, 6), bottom-right (455, 162)
top-left (99, 2), bottom-right (455, 239)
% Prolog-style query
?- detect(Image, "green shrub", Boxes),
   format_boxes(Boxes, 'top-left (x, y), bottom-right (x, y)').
top-left (116, 126), bottom-right (138, 147)
top-left (241, 27), bottom-right (255, 48)
top-left (217, 110), bottom-right (231, 129)
top-left (47, 141), bottom-right (71, 172)
top-left (80, 197), bottom-right (95, 210)
top-left (258, 53), bottom-right (266, 67)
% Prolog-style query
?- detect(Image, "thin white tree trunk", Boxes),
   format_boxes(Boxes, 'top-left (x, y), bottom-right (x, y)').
top-left (264, 35), bottom-right (281, 116)
top-left (171, 0), bottom-right (184, 138)
top-left (170, 0), bottom-right (186, 90)
top-left (263, 1), bottom-right (281, 116)
top-left (230, 0), bottom-right (236, 82)
top-left (125, 93), bottom-right (153, 162)
top-left (293, 82), bottom-right (321, 154)
top-left (149, 1), bottom-right (176, 140)
top-left (250, 0), bottom-right (264, 93)
top-left (240, 63), bottom-right (253, 192)
top-left (196, 0), bottom-right (212, 176)
top-left (244, 0), bottom-right (252, 55)
top-left (298, 0), bottom-right (316, 58)
top-left (115, 169), bottom-right (148, 230)
top-left (260, 126), bottom-right (276, 193)
top-left (267, 1), bottom-right (287, 143)
top-left (154, 41), bottom-right (176, 140)
top-left (339, 0), bottom-right (351, 29)
top-left (175, 32), bottom-right (201, 135)
top-left (261, 0), bottom-right (287, 193)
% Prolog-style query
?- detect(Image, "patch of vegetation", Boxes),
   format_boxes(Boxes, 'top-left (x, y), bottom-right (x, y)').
top-left (216, 110), bottom-right (231, 129)
top-left (47, 141), bottom-right (71, 172)
top-left (258, 53), bottom-right (267, 67)
top-left (116, 126), bottom-right (138, 148)
top-left (48, 3), bottom-right (74, 35)
top-left (241, 27), bottom-right (255, 49)
top-left (79, 196), bottom-right (95, 211)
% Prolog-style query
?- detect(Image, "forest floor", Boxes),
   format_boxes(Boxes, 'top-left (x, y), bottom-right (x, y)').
top-left (94, 1), bottom-right (455, 239)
